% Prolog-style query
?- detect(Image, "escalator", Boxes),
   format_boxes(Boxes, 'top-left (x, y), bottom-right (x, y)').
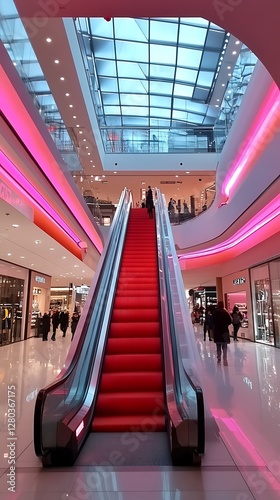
top-left (34, 189), bottom-right (204, 467)
top-left (92, 208), bottom-right (166, 432)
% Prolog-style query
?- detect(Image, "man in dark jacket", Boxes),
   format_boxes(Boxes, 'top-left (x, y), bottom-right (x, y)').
top-left (213, 301), bottom-right (232, 365)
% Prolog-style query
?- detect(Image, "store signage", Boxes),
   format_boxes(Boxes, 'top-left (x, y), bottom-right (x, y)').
top-left (233, 277), bottom-right (246, 285)
top-left (35, 275), bottom-right (46, 284)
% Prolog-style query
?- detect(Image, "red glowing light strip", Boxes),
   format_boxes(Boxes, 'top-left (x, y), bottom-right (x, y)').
top-left (179, 194), bottom-right (280, 260)
top-left (0, 149), bottom-right (82, 245)
top-left (0, 66), bottom-right (103, 253)
top-left (222, 82), bottom-right (280, 199)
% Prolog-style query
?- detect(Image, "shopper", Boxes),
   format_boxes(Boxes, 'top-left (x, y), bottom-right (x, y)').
top-left (204, 307), bottom-right (214, 341)
top-left (51, 309), bottom-right (60, 341)
top-left (41, 312), bottom-right (50, 341)
top-left (60, 309), bottom-right (69, 337)
top-left (231, 305), bottom-right (243, 341)
top-left (146, 186), bottom-right (154, 219)
top-left (71, 311), bottom-right (80, 341)
top-left (213, 301), bottom-right (232, 365)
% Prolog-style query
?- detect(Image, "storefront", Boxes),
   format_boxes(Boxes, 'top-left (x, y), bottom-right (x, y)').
top-left (222, 270), bottom-right (253, 341)
top-left (250, 259), bottom-right (280, 347)
top-left (26, 271), bottom-right (51, 338)
top-left (0, 260), bottom-right (29, 346)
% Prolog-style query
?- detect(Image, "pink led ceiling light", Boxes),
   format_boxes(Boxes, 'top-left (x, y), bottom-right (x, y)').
top-left (0, 150), bottom-right (82, 246)
top-left (0, 66), bottom-right (103, 254)
top-left (179, 193), bottom-right (280, 261)
top-left (221, 81), bottom-right (280, 202)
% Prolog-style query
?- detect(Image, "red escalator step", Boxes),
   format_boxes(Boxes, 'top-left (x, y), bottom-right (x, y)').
top-left (99, 371), bottom-right (164, 392)
top-left (106, 337), bottom-right (161, 355)
top-left (103, 353), bottom-right (162, 372)
top-left (109, 322), bottom-right (160, 338)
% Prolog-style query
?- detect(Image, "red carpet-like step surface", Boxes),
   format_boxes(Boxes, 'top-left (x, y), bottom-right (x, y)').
top-left (92, 208), bottom-right (166, 432)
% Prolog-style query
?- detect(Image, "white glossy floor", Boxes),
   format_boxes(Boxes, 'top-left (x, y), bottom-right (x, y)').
top-left (1, 325), bottom-right (280, 499)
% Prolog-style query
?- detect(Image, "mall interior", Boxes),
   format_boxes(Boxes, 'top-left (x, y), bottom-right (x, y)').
top-left (1, 1), bottom-right (280, 498)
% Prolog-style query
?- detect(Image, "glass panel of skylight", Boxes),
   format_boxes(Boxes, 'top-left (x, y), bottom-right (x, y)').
top-left (96, 59), bottom-right (117, 77)
top-left (193, 88), bottom-right (209, 101)
top-left (150, 44), bottom-right (176, 65)
top-left (92, 38), bottom-right (115, 59)
top-left (172, 109), bottom-right (190, 122)
top-left (175, 67), bottom-right (197, 84)
top-left (150, 117), bottom-right (171, 127)
top-left (206, 29), bottom-right (225, 49)
top-left (19, 62), bottom-right (43, 78)
top-left (31, 80), bottom-right (52, 92)
top-left (89, 18), bottom-right (114, 38)
top-left (197, 71), bottom-right (214, 87)
top-left (150, 20), bottom-right (178, 43)
top-left (104, 105), bottom-right (121, 115)
top-left (181, 18), bottom-right (209, 28)
top-left (104, 116), bottom-right (122, 126)
top-left (99, 77), bottom-right (118, 92)
top-left (200, 51), bottom-right (220, 70)
top-left (174, 83), bottom-right (193, 98)
top-left (150, 81), bottom-right (173, 95)
top-left (120, 94), bottom-right (148, 106)
top-left (114, 18), bottom-right (148, 42)
top-left (102, 94), bottom-right (120, 105)
top-left (116, 41), bottom-right (147, 62)
top-left (186, 112), bottom-right (205, 124)
top-left (210, 22), bottom-right (224, 31)
top-left (123, 116), bottom-right (149, 126)
top-left (117, 61), bottom-right (147, 79)
top-left (150, 95), bottom-right (172, 108)
top-left (150, 64), bottom-right (175, 80)
top-left (119, 79), bottom-right (147, 93)
top-left (121, 106), bottom-right (149, 116)
top-left (177, 47), bottom-right (202, 69)
top-left (178, 24), bottom-right (207, 47)
top-left (150, 107), bottom-right (171, 118)
top-left (173, 98), bottom-right (190, 111)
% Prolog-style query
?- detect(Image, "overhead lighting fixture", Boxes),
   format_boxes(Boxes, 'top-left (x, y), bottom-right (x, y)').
top-left (46, 38), bottom-right (52, 43)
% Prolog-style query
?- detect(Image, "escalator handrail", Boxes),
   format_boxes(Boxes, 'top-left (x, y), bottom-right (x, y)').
top-left (155, 189), bottom-right (205, 455)
top-left (34, 188), bottom-right (132, 458)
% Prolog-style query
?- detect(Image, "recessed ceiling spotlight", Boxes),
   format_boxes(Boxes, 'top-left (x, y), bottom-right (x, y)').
top-left (35, 240), bottom-right (42, 244)
top-left (69, 104), bottom-right (73, 108)
top-left (73, 115), bottom-right (77, 119)
top-left (49, 248), bottom-right (55, 250)
top-left (235, 40), bottom-right (240, 45)
top-left (79, 131), bottom-right (83, 134)
top-left (83, 139), bottom-right (86, 142)
top-left (46, 37), bottom-right (52, 43)
top-left (7, 253), bottom-right (12, 256)
top-left (12, 224), bottom-right (19, 228)
top-left (114, 171), bottom-right (117, 174)
top-left (87, 152), bottom-right (90, 155)
top-left (232, 51), bottom-right (237, 55)
top-left (60, 77), bottom-right (65, 81)
top-left (65, 92), bottom-right (70, 96)
top-left (76, 124), bottom-right (80, 127)
top-left (54, 59), bottom-right (59, 64)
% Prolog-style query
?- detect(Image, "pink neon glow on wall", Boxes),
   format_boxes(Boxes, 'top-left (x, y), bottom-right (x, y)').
top-left (222, 82), bottom-right (280, 199)
top-left (0, 66), bottom-right (103, 254)
top-left (0, 150), bottom-right (82, 245)
top-left (179, 193), bottom-right (280, 261)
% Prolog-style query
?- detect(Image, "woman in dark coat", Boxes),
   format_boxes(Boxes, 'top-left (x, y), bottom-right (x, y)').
top-left (42, 312), bottom-right (51, 341)
top-left (71, 312), bottom-right (80, 341)
top-left (213, 301), bottom-right (232, 365)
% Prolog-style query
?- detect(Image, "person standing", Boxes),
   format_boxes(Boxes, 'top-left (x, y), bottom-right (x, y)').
top-left (60, 309), bottom-right (69, 337)
top-left (231, 305), bottom-right (243, 341)
top-left (146, 186), bottom-right (154, 219)
top-left (51, 309), bottom-right (60, 341)
top-left (41, 312), bottom-right (50, 341)
top-left (203, 307), bottom-right (214, 341)
top-left (71, 311), bottom-right (80, 341)
top-left (213, 301), bottom-right (232, 365)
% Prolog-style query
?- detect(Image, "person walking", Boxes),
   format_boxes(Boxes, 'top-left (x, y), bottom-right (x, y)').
top-left (146, 186), bottom-right (154, 219)
top-left (60, 309), bottom-right (69, 337)
top-left (71, 311), bottom-right (80, 341)
top-left (203, 307), bottom-right (214, 341)
top-left (231, 305), bottom-right (243, 341)
top-left (212, 301), bottom-right (232, 366)
top-left (41, 312), bottom-right (51, 341)
top-left (51, 309), bottom-right (60, 341)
